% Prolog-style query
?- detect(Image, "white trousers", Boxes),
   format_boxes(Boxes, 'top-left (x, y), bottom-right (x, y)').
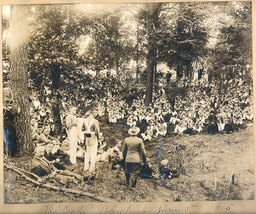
top-left (68, 127), bottom-right (78, 165)
top-left (84, 139), bottom-right (98, 172)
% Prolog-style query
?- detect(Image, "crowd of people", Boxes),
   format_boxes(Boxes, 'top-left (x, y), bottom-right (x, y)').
top-left (29, 69), bottom-right (253, 146)
top-left (4, 65), bottom-right (253, 188)
top-left (93, 77), bottom-right (252, 140)
top-left (29, 100), bottom-right (152, 188)
top-left (30, 104), bottom-right (106, 182)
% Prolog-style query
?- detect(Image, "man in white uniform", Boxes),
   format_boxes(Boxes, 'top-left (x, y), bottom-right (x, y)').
top-left (66, 107), bottom-right (78, 165)
top-left (83, 106), bottom-right (100, 173)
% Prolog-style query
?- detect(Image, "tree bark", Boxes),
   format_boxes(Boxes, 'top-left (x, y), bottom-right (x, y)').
top-left (145, 48), bottom-right (154, 105)
top-left (115, 45), bottom-right (119, 76)
top-left (51, 68), bottom-right (62, 135)
top-left (145, 4), bottom-right (161, 106)
top-left (9, 5), bottom-right (33, 154)
top-left (136, 23), bottom-right (139, 83)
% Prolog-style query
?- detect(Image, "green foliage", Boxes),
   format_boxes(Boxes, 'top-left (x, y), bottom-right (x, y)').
top-left (3, 3), bottom-right (252, 108)
top-left (210, 2), bottom-right (252, 81)
top-left (27, 5), bottom-right (84, 94)
top-left (157, 3), bottom-right (208, 75)
top-left (84, 10), bottom-right (136, 73)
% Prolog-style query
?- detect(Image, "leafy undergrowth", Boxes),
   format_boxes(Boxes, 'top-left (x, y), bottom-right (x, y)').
top-left (4, 124), bottom-right (254, 204)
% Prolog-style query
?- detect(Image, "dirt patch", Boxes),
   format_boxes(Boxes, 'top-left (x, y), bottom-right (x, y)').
top-left (4, 125), bottom-right (254, 203)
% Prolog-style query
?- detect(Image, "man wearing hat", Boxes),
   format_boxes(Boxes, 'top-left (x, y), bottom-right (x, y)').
top-left (83, 105), bottom-right (100, 173)
top-left (122, 126), bottom-right (147, 188)
top-left (31, 146), bottom-right (53, 176)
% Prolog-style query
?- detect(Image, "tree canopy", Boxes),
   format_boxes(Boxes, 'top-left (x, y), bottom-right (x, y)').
top-left (3, 2), bottom-right (252, 142)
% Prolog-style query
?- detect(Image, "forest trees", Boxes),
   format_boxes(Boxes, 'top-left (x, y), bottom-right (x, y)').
top-left (213, 2), bottom-right (252, 82)
top-left (84, 13), bottom-right (123, 74)
top-left (84, 9), bottom-right (136, 76)
top-left (156, 2), bottom-right (208, 81)
top-left (27, 6), bottom-right (84, 135)
top-left (137, 2), bottom-right (209, 105)
top-left (3, 2), bottom-right (252, 153)
top-left (207, 2), bottom-right (252, 110)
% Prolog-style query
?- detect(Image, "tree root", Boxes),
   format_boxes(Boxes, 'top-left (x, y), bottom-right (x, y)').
top-left (4, 163), bottom-right (114, 202)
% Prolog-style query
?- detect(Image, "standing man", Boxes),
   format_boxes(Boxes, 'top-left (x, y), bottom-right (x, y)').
top-left (66, 107), bottom-right (78, 165)
top-left (122, 126), bottom-right (147, 188)
top-left (83, 105), bottom-right (100, 173)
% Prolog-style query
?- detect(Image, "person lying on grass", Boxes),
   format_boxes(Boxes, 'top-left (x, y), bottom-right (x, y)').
top-left (159, 159), bottom-right (179, 180)
top-left (31, 146), bottom-right (83, 185)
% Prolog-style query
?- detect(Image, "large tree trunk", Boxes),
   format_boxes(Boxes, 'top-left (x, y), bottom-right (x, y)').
top-left (51, 68), bottom-right (62, 136)
top-left (136, 23), bottom-right (139, 83)
top-left (154, 56), bottom-right (157, 92)
top-left (115, 46), bottom-right (119, 76)
top-left (9, 5), bottom-right (33, 153)
top-left (145, 4), bottom-right (161, 106)
top-left (176, 63), bottom-right (183, 82)
top-left (145, 48), bottom-right (154, 105)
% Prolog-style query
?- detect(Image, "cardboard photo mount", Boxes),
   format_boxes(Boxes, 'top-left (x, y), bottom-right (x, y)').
top-left (0, 0), bottom-right (255, 213)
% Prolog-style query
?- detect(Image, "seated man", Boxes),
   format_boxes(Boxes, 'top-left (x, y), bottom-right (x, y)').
top-left (31, 146), bottom-right (83, 182)
top-left (108, 140), bottom-right (123, 170)
top-left (35, 125), bottom-right (61, 147)
top-left (60, 138), bottom-right (86, 159)
top-left (217, 117), bottom-right (225, 132)
top-left (141, 125), bottom-right (153, 141)
top-left (97, 132), bottom-right (105, 149)
top-left (44, 143), bottom-right (65, 170)
top-left (145, 113), bottom-right (153, 123)
top-left (31, 146), bottom-right (53, 176)
top-left (152, 123), bottom-right (159, 139)
top-left (174, 121), bottom-right (187, 134)
top-left (157, 122), bottom-right (167, 137)
top-left (169, 115), bottom-right (179, 125)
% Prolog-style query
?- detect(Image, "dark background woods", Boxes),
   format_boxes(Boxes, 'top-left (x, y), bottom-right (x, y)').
top-left (2, 2), bottom-right (252, 153)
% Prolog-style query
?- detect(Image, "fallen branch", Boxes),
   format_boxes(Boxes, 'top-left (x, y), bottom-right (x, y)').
top-left (4, 164), bottom-right (113, 202)
top-left (19, 167), bottom-right (43, 181)
top-left (5, 164), bottom-right (42, 185)
top-left (4, 160), bottom-right (43, 181)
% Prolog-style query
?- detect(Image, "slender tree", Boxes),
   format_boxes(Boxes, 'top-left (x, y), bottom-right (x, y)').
top-left (138, 3), bottom-right (163, 105)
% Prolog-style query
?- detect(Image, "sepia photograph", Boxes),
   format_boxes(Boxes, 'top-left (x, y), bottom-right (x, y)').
top-left (1, 0), bottom-right (254, 210)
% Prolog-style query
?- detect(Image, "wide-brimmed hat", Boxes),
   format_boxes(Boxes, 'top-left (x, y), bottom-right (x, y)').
top-left (128, 126), bottom-right (140, 136)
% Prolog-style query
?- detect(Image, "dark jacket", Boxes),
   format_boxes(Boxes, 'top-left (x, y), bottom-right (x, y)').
top-left (122, 136), bottom-right (146, 163)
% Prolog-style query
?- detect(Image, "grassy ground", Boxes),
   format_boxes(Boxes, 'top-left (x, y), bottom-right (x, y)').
top-left (4, 123), bottom-right (254, 204)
